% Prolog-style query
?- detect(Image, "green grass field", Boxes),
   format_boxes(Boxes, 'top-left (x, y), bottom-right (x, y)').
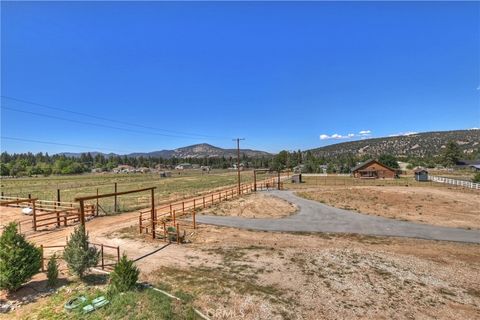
top-left (0, 169), bottom-right (269, 212)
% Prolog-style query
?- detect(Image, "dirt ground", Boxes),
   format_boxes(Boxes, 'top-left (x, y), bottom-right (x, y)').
top-left (295, 186), bottom-right (480, 230)
top-left (2, 192), bottom-right (480, 319)
top-left (198, 193), bottom-right (297, 218)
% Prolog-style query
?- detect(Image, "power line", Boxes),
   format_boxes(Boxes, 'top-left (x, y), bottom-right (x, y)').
top-left (1, 105), bottom-right (214, 140)
top-left (1, 96), bottom-right (229, 140)
top-left (1, 136), bottom-right (132, 154)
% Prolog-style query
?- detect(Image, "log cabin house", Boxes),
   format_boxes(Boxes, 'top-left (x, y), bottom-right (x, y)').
top-left (352, 159), bottom-right (397, 179)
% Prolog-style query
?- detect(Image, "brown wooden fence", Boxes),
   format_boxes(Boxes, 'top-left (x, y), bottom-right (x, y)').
top-left (1, 195), bottom-right (96, 231)
top-left (139, 176), bottom-right (284, 240)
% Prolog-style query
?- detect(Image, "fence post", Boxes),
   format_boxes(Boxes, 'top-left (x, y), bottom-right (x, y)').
top-left (203, 196), bottom-right (205, 208)
top-left (116, 246), bottom-right (120, 264)
top-left (151, 188), bottom-right (155, 239)
top-left (163, 221), bottom-right (167, 242)
top-left (32, 200), bottom-right (37, 231)
top-left (193, 209), bottom-right (196, 229)
top-left (56, 210), bottom-right (60, 227)
top-left (169, 204), bottom-right (172, 217)
top-left (96, 189), bottom-right (99, 216)
top-left (101, 244), bottom-right (104, 270)
top-left (114, 182), bottom-right (118, 213)
top-left (176, 223), bottom-right (180, 244)
top-left (173, 210), bottom-right (176, 225)
top-left (182, 202), bottom-right (185, 215)
top-left (40, 245), bottom-right (44, 272)
top-left (139, 215), bottom-right (142, 234)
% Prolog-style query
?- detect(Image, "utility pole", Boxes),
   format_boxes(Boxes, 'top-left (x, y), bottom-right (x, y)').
top-left (233, 138), bottom-right (245, 194)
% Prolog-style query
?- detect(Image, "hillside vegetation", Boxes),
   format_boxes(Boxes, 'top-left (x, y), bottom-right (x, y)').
top-left (308, 130), bottom-right (480, 158)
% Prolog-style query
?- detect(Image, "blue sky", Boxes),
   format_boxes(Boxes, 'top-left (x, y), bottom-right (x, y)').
top-left (1, 1), bottom-right (479, 154)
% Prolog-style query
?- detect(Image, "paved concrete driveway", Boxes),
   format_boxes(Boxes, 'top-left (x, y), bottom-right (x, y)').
top-left (195, 190), bottom-right (480, 244)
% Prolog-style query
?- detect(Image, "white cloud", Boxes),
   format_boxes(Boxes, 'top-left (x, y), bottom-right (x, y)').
top-left (319, 132), bottom-right (360, 140)
top-left (359, 130), bottom-right (371, 136)
top-left (389, 131), bottom-right (418, 137)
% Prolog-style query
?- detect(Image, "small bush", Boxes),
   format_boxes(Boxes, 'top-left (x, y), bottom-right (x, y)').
top-left (47, 254), bottom-right (59, 287)
top-left (473, 172), bottom-right (480, 183)
top-left (63, 225), bottom-right (99, 278)
top-left (0, 222), bottom-right (42, 292)
top-left (109, 254), bottom-right (139, 294)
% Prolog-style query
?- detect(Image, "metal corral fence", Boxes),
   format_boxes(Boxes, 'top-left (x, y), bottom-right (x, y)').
top-left (40, 242), bottom-right (121, 271)
top-left (429, 175), bottom-right (480, 190)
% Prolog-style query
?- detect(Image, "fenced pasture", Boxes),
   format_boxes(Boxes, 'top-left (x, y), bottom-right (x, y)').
top-left (0, 169), bottom-right (261, 213)
top-left (291, 174), bottom-right (479, 191)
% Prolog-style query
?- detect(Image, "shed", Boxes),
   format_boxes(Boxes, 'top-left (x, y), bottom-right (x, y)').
top-left (291, 174), bottom-right (302, 184)
top-left (414, 169), bottom-right (429, 182)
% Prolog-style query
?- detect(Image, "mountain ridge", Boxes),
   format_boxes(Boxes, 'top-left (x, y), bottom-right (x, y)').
top-left (307, 129), bottom-right (480, 158)
top-left (59, 143), bottom-right (272, 159)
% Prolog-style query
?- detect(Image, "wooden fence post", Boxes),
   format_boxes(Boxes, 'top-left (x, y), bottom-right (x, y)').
top-left (139, 215), bottom-right (142, 234)
top-left (40, 245), bottom-right (44, 272)
top-left (96, 189), bottom-right (99, 216)
top-left (151, 188), bottom-right (155, 239)
top-left (182, 202), bottom-right (185, 215)
top-left (176, 223), bottom-right (180, 244)
top-left (117, 246), bottom-right (120, 264)
top-left (163, 221), bottom-right (167, 241)
top-left (56, 210), bottom-right (60, 227)
top-left (101, 244), bottom-right (104, 270)
top-left (193, 209), bottom-right (196, 229)
top-left (114, 182), bottom-right (118, 213)
top-left (203, 196), bottom-right (205, 208)
top-left (173, 210), bottom-right (176, 225)
top-left (32, 200), bottom-right (37, 231)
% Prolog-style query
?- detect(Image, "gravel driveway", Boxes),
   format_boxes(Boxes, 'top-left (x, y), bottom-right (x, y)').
top-left (195, 190), bottom-right (480, 244)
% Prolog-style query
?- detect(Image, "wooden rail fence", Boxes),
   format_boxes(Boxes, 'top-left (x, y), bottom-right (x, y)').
top-left (1, 195), bottom-right (96, 231)
top-left (138, 176), bottom-right (284, 240)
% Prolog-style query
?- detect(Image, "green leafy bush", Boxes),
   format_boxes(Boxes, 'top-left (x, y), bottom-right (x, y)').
top-left (63, 225), bottom-right (99, 278)
top-left (0, 222), bottom-right (41, 292)
top-left (473, 172), bottom-right (480, 183)
top-left (109, 254), bottom-right (139, 294)
top-left (47, 254), bottom-right (59, 287)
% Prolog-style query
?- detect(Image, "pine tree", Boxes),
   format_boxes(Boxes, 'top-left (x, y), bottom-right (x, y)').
top-left (63, 225), bottom-right (99, 278)
top-left (0, 222), bottom-right (42, 292)
top-left (47, 254), bottom-right (59, 287)
top-left (441, 141), bottom-right (462, 167)
top-left (108, 254), bottom-right (139, 294)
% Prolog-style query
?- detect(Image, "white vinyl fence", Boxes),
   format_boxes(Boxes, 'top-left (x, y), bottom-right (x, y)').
top-left (429, 175), bottom-right (480, 190)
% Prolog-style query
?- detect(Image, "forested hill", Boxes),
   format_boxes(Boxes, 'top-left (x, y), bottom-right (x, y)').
top-left (308, 130), bottom-right (480, 159)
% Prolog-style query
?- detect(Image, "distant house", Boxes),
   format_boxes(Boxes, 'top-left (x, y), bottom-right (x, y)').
top-left (414, 168), bottom-right (429, 182)
top-left (293, 164), bottom-right (305, 173)
top-left (470, 165), bottom-right (480, 172)
top-left (113, 165), bottom-right (135, 173)
top-left (455, 160), bottom-right (480, 170)
top-left (175, 163), bottom-right (192, 170)
top-left (352, 159), bottom-right (397, 179)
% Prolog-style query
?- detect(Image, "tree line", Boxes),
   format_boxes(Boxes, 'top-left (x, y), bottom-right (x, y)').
top-left (0, 141), bottom-right (471, 177)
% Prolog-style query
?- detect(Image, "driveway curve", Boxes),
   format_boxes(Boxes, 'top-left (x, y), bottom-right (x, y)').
top-left (195, 190), bottom-right (480, 244)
